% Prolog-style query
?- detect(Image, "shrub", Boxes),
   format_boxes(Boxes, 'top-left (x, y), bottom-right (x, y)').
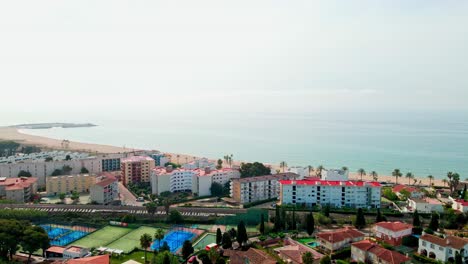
top-left (278, 232), bottom-right (285, 239)
top-left (269, 233), bottom-right (278, 239)
top-left (258, 235), bottom-right (267, 241)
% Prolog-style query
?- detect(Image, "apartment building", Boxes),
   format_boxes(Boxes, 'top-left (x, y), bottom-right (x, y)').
top-left (100, 154), bottom-right (125, 172)
top-left (182, 158), bottom-right (216, 170)
top-left (90, 172), bottom-right (119, 205)
top-left (230, 173), bottom-right (298, 204)
top-left (121, 156), bottom-right (155, 186)
top-left (148, 153), bottom-right (170, 167)
top-left (279, 179), bottom-right (381, 208)
top-left (321, 169), bottom-right (349, 181)
top-left (46, 174), bottom-right (96, 195)
top-left (418, 234), bottom-right (468, 263)
top-left (150, 166), bottom-right (240, 196)
top-left (0, 177), bottom-right (38, 203)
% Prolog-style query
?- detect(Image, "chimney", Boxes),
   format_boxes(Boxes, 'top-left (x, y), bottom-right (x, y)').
top-left (166, 165), bottom-right (173, 173)
top-left (205, 166), bottom-right (211, 174)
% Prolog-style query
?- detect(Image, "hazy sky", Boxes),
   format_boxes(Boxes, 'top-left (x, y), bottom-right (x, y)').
top-left (1, 0), bottom-right (467, 122)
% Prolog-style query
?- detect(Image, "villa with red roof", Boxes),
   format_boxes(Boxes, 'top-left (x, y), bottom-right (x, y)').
top-left (51, 255), bottom-right (109, 264)
top-left (316, 227), bottom-right (365, 253)
top-left (418, 234), bottom-right (468, 262)
top-left (374, 222), bottom-right (413, 246)
top-left (352, 240), bottom-right (411, 264)
top-left (0, 176), bottom-right (38, 203)
top-left (279, 179), bottom-right (381, 209)
top-left (392, 184), bottom-right (423, 199)
top-left (407, 197), bottom-right (444, 213)
top-left (449, 196), bottom-right (468, 213)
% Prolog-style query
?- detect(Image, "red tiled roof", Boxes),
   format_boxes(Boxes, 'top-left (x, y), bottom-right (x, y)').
top-left (95, 175), bottom-right (117, 187)
top-left (352, 240), bottom-right (410, 264)
top-left (392, 184), bottom-right (420, 193)
top-left (375, 222), bottom-right (413, 232)
top-left (0, 177), bottom-right (37, 191)
top-left (224, 248), bottom-right (276, 264)
top-left (420, 234), bottom-right (468, 250)
top-left (46, 246), bottom-right (66, 254)
top-left (316, 227), bottom-right (365, 244)
top-left (454, 199), bottom-right (468, 206)
top-left (68, 255), bottom-right (109, 264)
top-left (279, 179), bottom-right (381, 187)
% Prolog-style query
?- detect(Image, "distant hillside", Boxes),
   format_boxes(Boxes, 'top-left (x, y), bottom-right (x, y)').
top-left (12, 123), bottom-right (97, 129)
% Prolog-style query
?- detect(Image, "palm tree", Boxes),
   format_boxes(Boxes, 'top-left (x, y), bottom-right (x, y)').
top-left (370, 171), bottom-right (378, 182)
top-left (442, 179), bottom-right (448, 187)
top-left (176, 154), bottom-right (180, 165)
top-left (427, 175), bottom-right (434, 186)
top-left (280, 161), bottom-right (287, 173)
top-left (405, 172), bottom-right (414, 185)
top-left (357, 168), bottom-right (366, 181)
top-left (140, 233), bottom-right (152, 263)
top-left (316, 165), bottom-right (324, 177)
top-left (392, 169), bottom-right (402, 184)
top-left (307, 165), bottom-right (314, 176)
top-left (342, 166), bottom-right (348, 172)
top-left (224, 154), bottom-right (234, 168)
top-left (154, 229), bottom-right (165, 249)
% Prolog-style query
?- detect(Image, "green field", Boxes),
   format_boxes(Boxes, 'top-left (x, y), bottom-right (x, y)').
top-left (72, 226), bottom-right (132, 249)
top-left (193, 233), bottom-right (216, 251)
top-left (106, 226), bottom-right (165, 253)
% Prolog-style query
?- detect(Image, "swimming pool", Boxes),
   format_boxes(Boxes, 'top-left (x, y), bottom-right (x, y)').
top-left (151, 230), bottom-right (195, 252)
top-left (307, 241), bottom-right (320, 248)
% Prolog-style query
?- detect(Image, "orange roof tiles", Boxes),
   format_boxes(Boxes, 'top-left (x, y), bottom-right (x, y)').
top-left (316, 227), bottom-right (365, 244)
top-left (67, 255), bottom-right (109, 264)
top-left (352, 240), bottom-right (410, 264)
top-left (375, 222), bottom-right (413, 232)
top-left (420, 234), bottom-right (468, 250)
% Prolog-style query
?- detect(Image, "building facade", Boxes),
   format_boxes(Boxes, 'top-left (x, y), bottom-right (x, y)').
top-left (230, 173), bottom-right (298, 204)
top-left (148, 153), bottom-right (170, 167)
top-left (407, 198), bottom-right (444, 213)
top-left (279, 179), bottom-right (381, 209)
top-left (121, 156), bottom-right (155, 186)
top-left (373, 222), bottom-right (413, 246)
top-left (321, 169), bottom-right (349, 181)
top-left (286, 166), bottom-right (309, 179)
top-left (46, 174), bottom-right (96, 195)
top-left (0, 177), bottom-right (38, 203)
top-left (418, 234), bottom-right (468, 263)
top-left (352, 240), bottom-right (411, 264)
top-left (90, 173), bottom-right (119, 204)
top-left (316, 227), bottom-right (365, 253)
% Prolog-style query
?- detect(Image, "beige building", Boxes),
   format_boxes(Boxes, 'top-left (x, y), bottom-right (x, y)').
top-left (46, 174), bottom-right (96, 195)
top-left (121, 156), bottom-right (155, 186)
top-left (0, 177), bottom-right (38, 203)
top-left (230, 173), bottom-right (297, 204)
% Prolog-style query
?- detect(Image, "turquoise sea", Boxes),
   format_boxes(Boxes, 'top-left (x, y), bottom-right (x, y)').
top-left (16, 112), bottom-right (468, 180)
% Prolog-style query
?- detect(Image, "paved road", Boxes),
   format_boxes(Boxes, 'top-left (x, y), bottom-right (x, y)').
top-left (118, 183), bottom-right (144, 206)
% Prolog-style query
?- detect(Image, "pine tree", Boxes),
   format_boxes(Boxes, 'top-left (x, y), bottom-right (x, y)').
top-left (181, 240), bottom-right (194, 260)
top-left (259, 214), bottom-right (265, 235)
top-left (376, 208), bottom-right (385, 223)
top-left (292, 208), bottom-right (297, 230)
top-left (221, 232), bottom-right (232, 249)
top-left (306, 211), bottom-right (315, 236)
top-left (216, 228), bottom-right (222, 245)
top-left (429, 212), bottom-right (439, 231)
top-left (463, 184), bottom-right (467, 201)
top-left (354, 208), bottom-right (366, 229)
top-left (281, 206), bottom-right (287, 230)
top-left (274, 206), bottom-right (281, 231)
top-left (237, 221), bottom-right (248, 246)
top-left (413, 210), bottom-right (421, 227)
top-left (323, 205), bottom-right (330, 217)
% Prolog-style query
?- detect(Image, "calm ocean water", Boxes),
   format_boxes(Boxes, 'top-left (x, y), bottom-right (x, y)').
top-left (17, 112), bottom-right (468, 179)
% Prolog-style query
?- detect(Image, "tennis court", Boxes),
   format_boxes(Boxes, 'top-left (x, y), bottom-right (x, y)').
top-left (40, 225), bottom-right (91, 246)
top-left (193, 233), bottom-right (216, 250)
top-left (72, 226), bottom-right (132, 249)
top-left (150, 230), bottom-right (195, 252)
top-left (106, 226), bottom-right (164, 253)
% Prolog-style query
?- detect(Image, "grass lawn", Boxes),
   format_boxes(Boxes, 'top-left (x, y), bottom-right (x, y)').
top-left (72, 226), bottom-right (132, 249)
top-left (110, 250), bottom-right (156, 264)
top-left (193, 233), bottom-right (216, 251)
top-left (297, 237), bottom-right (316, 244)
top-left (106, 226), bottom-right (165, 253)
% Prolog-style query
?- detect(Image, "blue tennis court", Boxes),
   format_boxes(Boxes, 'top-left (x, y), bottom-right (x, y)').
top-left (151, 230), bottom-right (195, 252)
top-left (39, 225), bottom-right (91, 246)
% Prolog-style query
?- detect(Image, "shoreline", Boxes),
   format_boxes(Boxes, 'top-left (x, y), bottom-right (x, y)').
top-left (0, 127), bottom-right (448, 187)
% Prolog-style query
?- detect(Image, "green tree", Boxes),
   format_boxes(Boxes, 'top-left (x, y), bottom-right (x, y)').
top-left (323, 205), bottom-right (330, 217)
top-left (70, 191), bottom-right (80, 203)
top-left (223, 154), bottom-right (233, 168)
top-left (316, 165), bottom-right (324, 177)
top-left (371, 171), bottom-right (378, 181)
top-left (181, 240), bottom-right (194, 260)
top-left (65, 154), bottom-right (71, 160)
top-left (376, 208), bottom-right (385, 223)
top-left (291, 208), bottom-right (297, 230)
top-left (239, 162), bottom-right (271, 178)
top-left (162, 197), bottom-right (172, 215)
top-left (140, 233), bottom-right (153, 263)
top-left (0, 219), bottom-right (25, 260)
top-left (455, 249), bottom-right (464, 264)
top-left (58, 193), bottom-right (66, 200)
top-left (216, 159), bottom-right (223, 170)
top-left (154, 228), bottom-right (165, 249)
top-left (274, 205), bottom-right (282, 231)
top-left (160, 241), bottom-right (170, 252)
top-left (80, 167), bottom-right (89, 174)
top-left (45, 157), bottom-right (53, 162)
top-left (354, 208), bottom-right (366, 229)
top-left (429, 212), bottom-right (439, 231)
top-left (208, 248), bottom-right (220, 264)
top-left (18, 170), bottom-right (32, 177)
top-left (447, 172), bottom-right (461, 195)
top-left (302, 252), bottom-right (315, 264)
top-left (51, 169), bottom-right (62, 176)
top-left (62, 165), bottom-right (72, 175)
top-left (167, 210), bottom-right (183, 224)
top-left (413, 210), bottom-right (421, 227)
top-left (280, 161), bottom-right (287, 172)
top-left (210, 182), bottom-right (224, 197)
top-left (216, 228), bottom-right (222, 245)
top-left (462, 184), bottom-right (467, 201)
top-left (392, 169), bottom-right (402, 184)
top-left (146, 202), bottom-right (157, 215)
top-left (320, 255), bottom-right (331, 264)
top-left (357, 168), bottom-right (366, 181)
top-left (427, 175), bottom-right (434, 186)
top-left (21, 226), bottom-right (49, 264)
top-left (259, 214), bottom-right (265, 235)
top-left (405, 172), bottom-right (414, 185)
top-left (221, 232), bottom-right (232, 249)
top-left (237, 220), bottom-right (248, 246)
top-left (308, 165), bottom-right (314, 176)
top-left (306, 211), bottom-right (315, 236)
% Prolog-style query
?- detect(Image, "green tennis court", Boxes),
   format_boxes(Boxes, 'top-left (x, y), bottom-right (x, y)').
top-left (193, 233), bottom-right (216, 250)
top-left (71, 226), bottom-right (132, 249)
top-left (106, 226), bottom-right (165, 253)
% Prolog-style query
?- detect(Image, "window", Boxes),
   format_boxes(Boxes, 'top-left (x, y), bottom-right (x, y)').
top-left (430, 244), bottom-right (435, 249)
top-left (449, 249), bottom-right (453, 254)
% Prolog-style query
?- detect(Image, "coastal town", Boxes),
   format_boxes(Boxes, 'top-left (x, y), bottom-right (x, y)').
top-left (0, 137), bottom-right (467, 264)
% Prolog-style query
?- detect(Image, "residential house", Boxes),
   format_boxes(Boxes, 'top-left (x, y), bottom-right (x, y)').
top-left (0, 177), bottom-right (38, 203)
top-left (316, 227), bottom-right (365, 253)
top-left (223, 248), bottom-right (276, 264)
top-left (392, 184), bottom-right (424, 199)
top-left (274, 238), bottom-right (323, 264)
top-left (374, 222), bottom-right (413, 246)
top-left (352, 240), bottom-right (411, 264)
top-left (418, 234), bottom-right (468, 263)
top-left (407, 197), bottom-right (444, 213)
top-left (449, 196), bottom-right (468, 213)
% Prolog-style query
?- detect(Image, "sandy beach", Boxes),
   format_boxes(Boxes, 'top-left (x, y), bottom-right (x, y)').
top-left (0, 127), bottom-right (448, 187)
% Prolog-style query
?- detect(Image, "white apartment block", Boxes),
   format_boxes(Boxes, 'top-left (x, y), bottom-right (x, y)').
top-left (151, 166), bottom-right (240, 196)
top-left (279, 179), bottom-right (381, 208)
top-left (230, 173), bottom-right (298, 204)
top-left (182, 158), bottom-right (216, 170)
top-left (321, 169), bottom-right (349, 181)
top-left (419, 234), bottom-right (468, 263)
top-left (286, 166), bottom-right (309, 179)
